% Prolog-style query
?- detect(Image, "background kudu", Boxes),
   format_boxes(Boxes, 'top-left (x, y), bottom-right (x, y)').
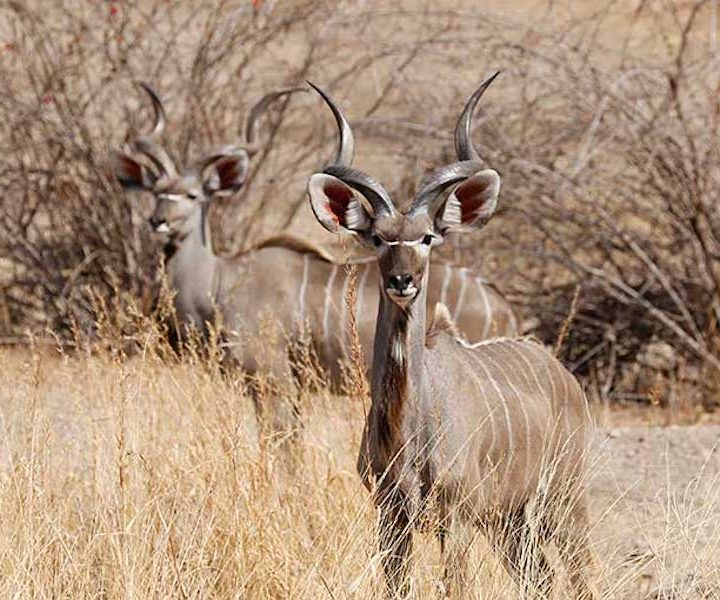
top-left (307, 76), bottom-right (595, 598)
top-left (111, 84), bottom-right (518, 401)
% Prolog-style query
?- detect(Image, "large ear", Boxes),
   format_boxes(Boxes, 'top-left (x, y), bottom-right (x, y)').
top-left (110, 150), bottom-right (157, 190)
top-left (435, 169), bottom-right (500, 234)
top-left (202, 151), bottom-right (251, 196)
top-left (307, 173), bottom-right (372, 234)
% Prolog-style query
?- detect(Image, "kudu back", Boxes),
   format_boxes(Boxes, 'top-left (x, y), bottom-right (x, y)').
top-left (110, 83), bottom-right (518, 400)
top-left (306, 76), bottom-right (595, 598)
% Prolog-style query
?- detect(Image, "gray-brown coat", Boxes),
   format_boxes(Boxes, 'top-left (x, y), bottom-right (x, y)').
top-left (307, 75), bottom-right (595, 598)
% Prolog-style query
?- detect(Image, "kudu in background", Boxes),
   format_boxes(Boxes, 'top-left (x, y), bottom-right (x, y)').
top-left (111, 83), bottom-right (518, 424)
top-left (307, 76), bottom-right (595, 598)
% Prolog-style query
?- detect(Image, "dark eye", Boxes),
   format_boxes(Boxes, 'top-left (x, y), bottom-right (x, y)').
top-left (372, 235), bottom-right (382, 247)
top-left (422, 234), bottom-right (434, 245)
top-left (188, 191), bottom-right (198, 200)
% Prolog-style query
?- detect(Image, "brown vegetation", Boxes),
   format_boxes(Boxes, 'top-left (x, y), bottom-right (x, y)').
top-left (0, 338), bottom-right (717, 598)
top-left (1, 0), bottom-right (720, 405)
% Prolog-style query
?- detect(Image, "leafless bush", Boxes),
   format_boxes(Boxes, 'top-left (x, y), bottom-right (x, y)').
top-left (0, 0), bottom-right (402, 336)
top-left (1, 0), bottom-right (719, 403)
top-left (472, 1), bottom-right (720, 402)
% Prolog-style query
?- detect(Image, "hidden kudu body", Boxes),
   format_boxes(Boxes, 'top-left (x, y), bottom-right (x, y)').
top-left (307, 76), bottom-right (595, 598)
top-left (111, 84), bottom-right (517, 408)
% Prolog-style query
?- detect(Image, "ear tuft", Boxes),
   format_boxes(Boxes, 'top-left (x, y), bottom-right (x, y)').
top-left (438, 169), bottom-right (500, 233)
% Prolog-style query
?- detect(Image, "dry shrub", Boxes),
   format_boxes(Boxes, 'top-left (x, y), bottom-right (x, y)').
top-left (2, 0), bottom-right (720, 403)
top-left (448, 1), bottom-right (720, 401)
top-left (0, 0), bottom-right (402, 337)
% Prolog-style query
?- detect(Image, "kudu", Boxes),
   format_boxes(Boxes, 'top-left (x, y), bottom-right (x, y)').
top-left (111, 84), bottom-right (518, 403)
top-left (307, 76), bottom-right (595, 599)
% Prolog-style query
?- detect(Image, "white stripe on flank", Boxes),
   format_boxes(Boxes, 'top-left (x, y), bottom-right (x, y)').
top-left (297, 254), bottom-right (310, 326)
top-left (545, 347), bottom-right (558, 413)
top-left (552, 358), bottom-right (573, 433)
top-left (485, 346), bottom-right (532, 491)
top-left (458, 335), bottom-right (521, 350)
top-left (339, 268), bottom-right (352, 357)
top-left (440, 264), bottom-right (452, 306)
top-left (323, 265), bottom-right (339, 355)
top-left (453, 268), bottom-right (468, 322)
top-left (514, 342), bottom-right (554, 413)
top-left (454, 349), bottom-right (497, 465)
top-left (476, 278), bottom-right (492, 339)
top-left (470, 351), bottom-right (515, 477)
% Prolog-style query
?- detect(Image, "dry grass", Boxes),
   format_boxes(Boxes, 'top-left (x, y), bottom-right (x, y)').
top-left (0, 342), bottom-right (717, 599)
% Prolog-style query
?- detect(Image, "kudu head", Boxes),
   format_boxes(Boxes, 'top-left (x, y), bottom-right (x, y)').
top-left (307, 75), bottom-right (501, 310)
top-left (112, 83), bottom-right (302, 241)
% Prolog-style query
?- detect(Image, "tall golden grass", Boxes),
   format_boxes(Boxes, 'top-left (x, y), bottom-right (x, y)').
top-left (0, 333), bottom-right (718, 599)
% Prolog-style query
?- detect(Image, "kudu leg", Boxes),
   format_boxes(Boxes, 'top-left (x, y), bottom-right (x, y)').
top-left (439, 514), bottom-right (474, 598)
top-left (377, 490), bottom-right (413, 598)
top-left (490, 506), bottom-right (554, 599)
top-left (247, 374), bottom-right (302, 466)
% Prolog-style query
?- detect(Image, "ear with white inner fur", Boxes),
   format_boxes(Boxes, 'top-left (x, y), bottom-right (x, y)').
top-left (435, 169), bottom-right (500, 234)
top-left (110, 150), bottom-right (157, 190)
top-left (308, 173), bottom-right (372, 234)
top-left (203, 151), bottom-right (250, 197)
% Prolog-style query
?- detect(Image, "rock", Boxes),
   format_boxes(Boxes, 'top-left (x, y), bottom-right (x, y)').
top-left (637, 341), bottom-right (677, 372)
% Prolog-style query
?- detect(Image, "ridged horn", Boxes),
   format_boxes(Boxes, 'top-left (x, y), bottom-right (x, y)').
top-left (309, 81), bottom-right (395, 216)
top-left (454, 71), bottom-right (500, 161)
top-left (244, 87), bottom-right (306, 155)
top-left (307, 81), bottom-right (354, 167)
top-left (411, 72), bottom-right (499, 214)
top-left (131, 82), bottom-right (177, 176)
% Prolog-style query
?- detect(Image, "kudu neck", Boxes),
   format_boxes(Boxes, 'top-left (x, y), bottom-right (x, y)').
top-left (370, 269), bottom-right (429, 448)
top-left (166, 204), bottom-right (214, 255)
top-left (163, 204), bottom-right (217, 280)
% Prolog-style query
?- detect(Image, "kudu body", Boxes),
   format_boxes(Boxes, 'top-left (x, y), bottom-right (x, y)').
top-left (307, 77), bottom-right (595, 598)
top-left (112, 84), bottom-right (517, 394)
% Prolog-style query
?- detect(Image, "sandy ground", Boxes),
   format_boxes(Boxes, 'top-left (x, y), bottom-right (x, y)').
top-left (589, 422), bottom-right (720, 598)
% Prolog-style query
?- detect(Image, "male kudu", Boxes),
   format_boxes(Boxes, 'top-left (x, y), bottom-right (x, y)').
top-left (307, 75), bottom-right (595, 598)
top-left (111, 83), bottom-right (518, 418)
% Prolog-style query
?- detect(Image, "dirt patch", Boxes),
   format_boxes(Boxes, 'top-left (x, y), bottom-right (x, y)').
top-left (590, 423), bottom-right (720, 598)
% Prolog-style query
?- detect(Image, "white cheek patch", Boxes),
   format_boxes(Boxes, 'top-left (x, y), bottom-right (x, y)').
top-left (380, 235), bottom-right (436, 248)
top-left (155, 222), bottom-right (170, 233)
top-left (385, 239), bottom-right (422, 247)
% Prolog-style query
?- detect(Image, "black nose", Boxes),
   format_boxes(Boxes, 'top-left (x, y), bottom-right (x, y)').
top-left (388, 273), bottom-right (413, 292)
